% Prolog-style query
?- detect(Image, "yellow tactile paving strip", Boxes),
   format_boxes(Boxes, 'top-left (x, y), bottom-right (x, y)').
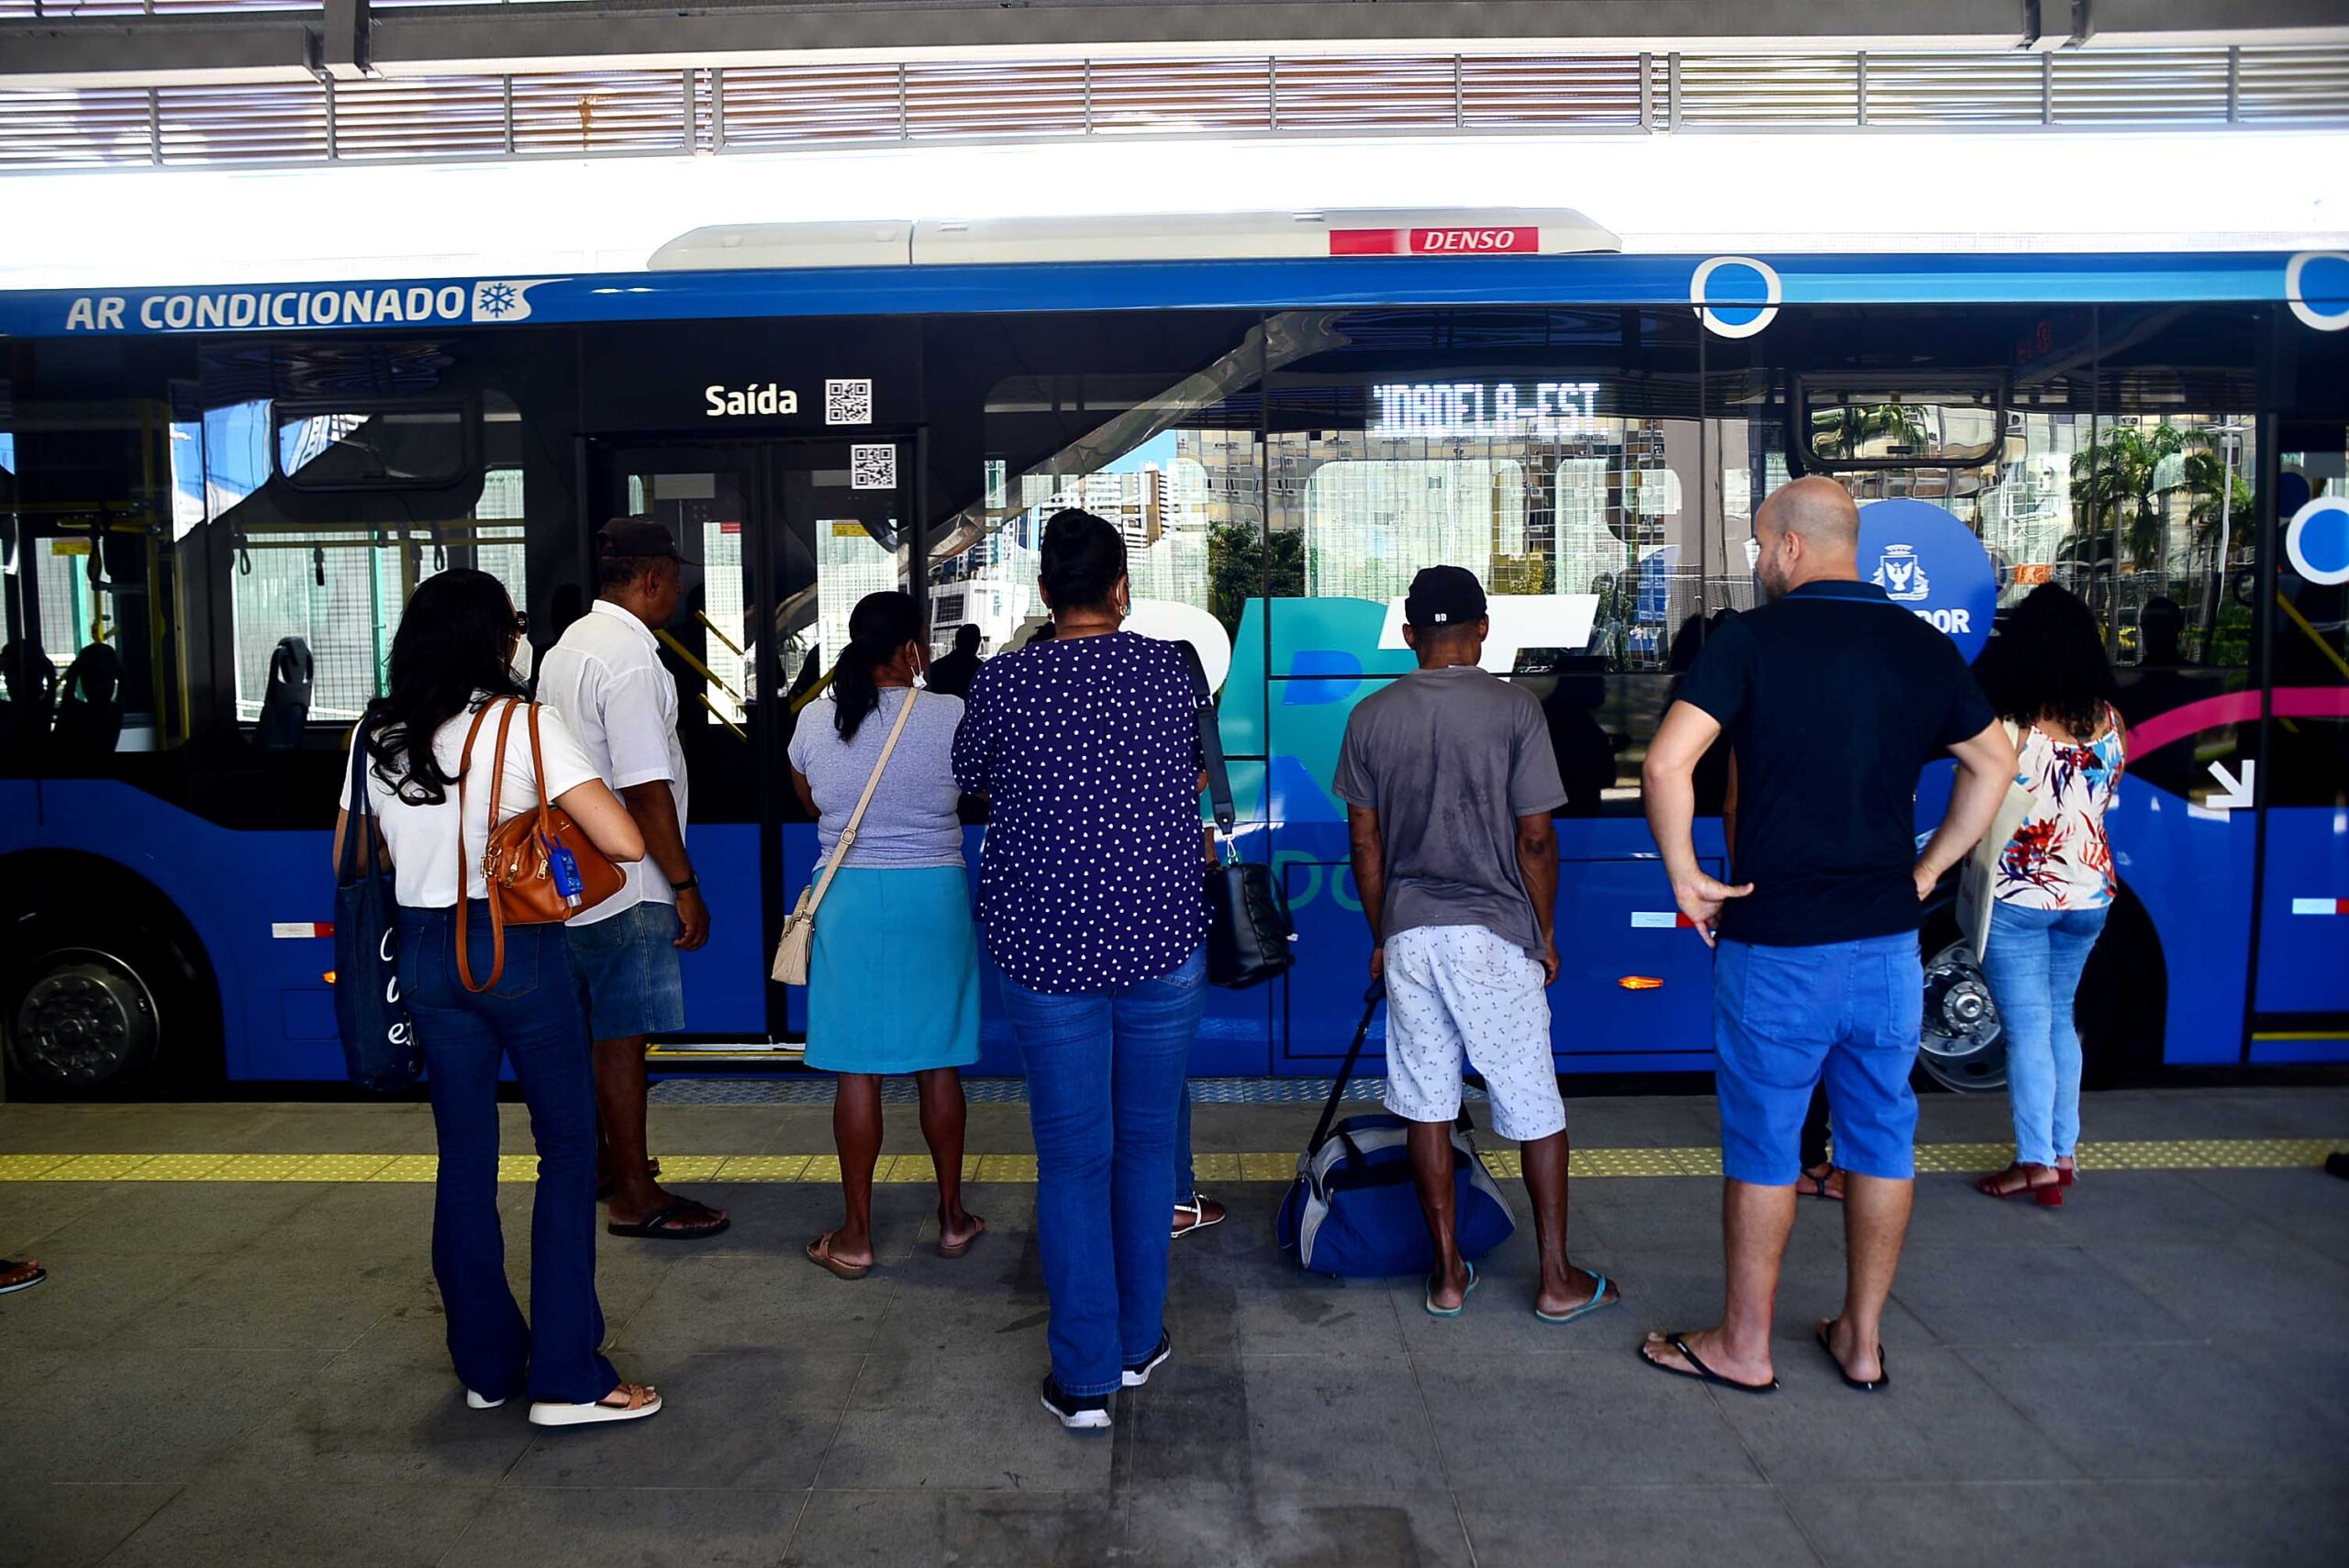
top-left (0, 1138), bottom-right (2339, 1184)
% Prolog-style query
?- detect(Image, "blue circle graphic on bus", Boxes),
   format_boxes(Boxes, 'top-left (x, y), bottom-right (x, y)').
top-left (1692, 256), bottom-right (1781, 339)
top-left (1856, 498), bottom-right (1998, 663)
top-left (2288, 496), bottom-right (2349, 586)
top-left (2288, 251), bottom-right (2349, 332)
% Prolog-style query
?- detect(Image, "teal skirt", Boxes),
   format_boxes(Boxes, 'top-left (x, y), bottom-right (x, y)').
top-left (806, 865), bottom-right (981, 1074)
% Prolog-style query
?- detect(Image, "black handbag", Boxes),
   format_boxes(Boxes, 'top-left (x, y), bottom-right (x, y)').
top-left (333, 731), bottom-right (422, 1093)
top-left (1177, 641), bottom-right (1296, 989)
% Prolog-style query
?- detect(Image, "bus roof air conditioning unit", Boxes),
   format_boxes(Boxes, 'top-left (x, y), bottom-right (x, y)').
top-left (649, 210), bottom-right (1619, 270)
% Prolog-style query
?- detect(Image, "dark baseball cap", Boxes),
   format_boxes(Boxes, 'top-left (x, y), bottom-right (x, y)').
top-left (597, 517), bottom-right (683, 562)
top-left (1405, 565), bottom-right (1487, 630)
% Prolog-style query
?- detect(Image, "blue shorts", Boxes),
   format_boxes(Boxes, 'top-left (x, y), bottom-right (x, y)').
top-left (564, 900), bottom-right (686, 1040)
top-left (1713, 933), bottom-right (1923, 1185)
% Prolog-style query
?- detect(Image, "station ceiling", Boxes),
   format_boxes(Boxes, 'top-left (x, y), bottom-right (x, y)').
top-left (4, 0), bottom-right (2348, 88)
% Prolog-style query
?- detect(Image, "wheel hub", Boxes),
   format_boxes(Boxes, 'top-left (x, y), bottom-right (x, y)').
top-left (1917, 941), bottom-right (2007, 1093)
top-left (11, 953), bottom-right (157, 1091)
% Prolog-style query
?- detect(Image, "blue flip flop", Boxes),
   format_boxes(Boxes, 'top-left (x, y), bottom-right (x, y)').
top-left (1423, 1260), bottom-right (1479, 1318)
top-left (1534, 1272), bottom-right (1619, 1325)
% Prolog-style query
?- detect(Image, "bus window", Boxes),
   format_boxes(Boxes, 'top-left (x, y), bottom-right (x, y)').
top-left (923, 311), bottom-right (1258, 660)
top-left (1268, 306), bottom-right (1706, 816)
top-left (225, 468), bottom-right (528, 740)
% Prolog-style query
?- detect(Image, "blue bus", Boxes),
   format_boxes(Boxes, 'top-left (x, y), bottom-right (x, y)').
top-left (1, 214), bottom-right (2343, 1095)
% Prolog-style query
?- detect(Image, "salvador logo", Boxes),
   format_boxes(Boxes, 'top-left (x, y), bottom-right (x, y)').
top-left (1873, 543), bottom-right (1932, 602)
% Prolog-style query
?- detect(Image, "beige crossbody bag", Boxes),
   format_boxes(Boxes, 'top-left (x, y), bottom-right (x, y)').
top-left (770, 688), bottom-right (919, 986)
top-left (1954, 718), bottom-right (2033, 963)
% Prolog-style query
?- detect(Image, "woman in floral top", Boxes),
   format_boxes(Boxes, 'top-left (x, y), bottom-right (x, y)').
top-left (1976, 585), bottom-right (2126, 1204)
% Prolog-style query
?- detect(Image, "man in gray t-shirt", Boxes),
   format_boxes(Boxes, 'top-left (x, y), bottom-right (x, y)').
top-left (1333, 566), bottom-right (1619, 1325)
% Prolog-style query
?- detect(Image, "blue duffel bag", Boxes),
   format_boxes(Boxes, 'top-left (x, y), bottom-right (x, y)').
top-left (1276, 983), bottom-right (1516, 1277)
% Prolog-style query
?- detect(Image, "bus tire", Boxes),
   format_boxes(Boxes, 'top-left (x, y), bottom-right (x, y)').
top-left (0, 867), bottom-right (221, 1100)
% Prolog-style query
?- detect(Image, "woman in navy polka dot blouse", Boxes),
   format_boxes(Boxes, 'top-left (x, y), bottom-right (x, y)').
top-left (952, 508), bottom-right (1209, 1431)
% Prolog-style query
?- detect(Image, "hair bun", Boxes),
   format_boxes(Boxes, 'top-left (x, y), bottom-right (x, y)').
top-left (1039, 508), bottom-right (1127, 613)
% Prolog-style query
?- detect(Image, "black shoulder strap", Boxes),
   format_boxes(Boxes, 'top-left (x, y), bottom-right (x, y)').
top-left (340, 729), bottom-right (371, 883)
top-left (1308, 981), bottom-right (1385, 1155)
top-left (1175, 638), bottom-right (1236, 837)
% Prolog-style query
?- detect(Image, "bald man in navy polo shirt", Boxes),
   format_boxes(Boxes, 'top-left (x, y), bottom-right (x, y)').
top-left (1639, 477), bottom-right (2012, 1396)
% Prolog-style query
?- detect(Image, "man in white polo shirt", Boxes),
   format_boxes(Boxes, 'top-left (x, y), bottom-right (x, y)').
top-left (539, 517), bottom-right (728, 1241)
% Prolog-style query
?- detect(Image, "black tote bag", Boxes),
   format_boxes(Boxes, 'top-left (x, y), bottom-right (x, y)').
top-left (1176, 640), bottom-right (1296, 989)
top-left (334, 733), bottom-right (422, 1093)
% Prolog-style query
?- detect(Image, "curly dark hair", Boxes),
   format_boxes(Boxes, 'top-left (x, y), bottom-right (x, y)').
top-left (1984, 584), bottom-right (2118, 739)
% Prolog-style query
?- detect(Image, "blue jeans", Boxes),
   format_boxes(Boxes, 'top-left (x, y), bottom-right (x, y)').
top-left (1714, 933), bottom-right (1925, 1185)
top-left (1981, 901), bottom-right (2109, 1167)
top-left (1176, 1084), bottom-right (1196, 1206)
top-left (401, 904), bottom-right (617, 1406)
top-left (1003, 946), bottom-right (1208, 1397)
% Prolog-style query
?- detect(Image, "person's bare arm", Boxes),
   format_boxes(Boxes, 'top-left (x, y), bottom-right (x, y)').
top-left (1516, 812), bottom-right (1561, 984)
top-left (554, 779), bottom-right (647, 865)
top-left (1346, 803), bottom-right (1388, 983)
top-left (329, 808), bottom-right (389, 876)
top-left (619, 780), bottom-right (707, 950)
top-left (1913, 720), bottom-right (2019, 900)
top-left (791, 765), bottom-right (817, 819)
top-left (1642, 700), bottom-right (1753, 948)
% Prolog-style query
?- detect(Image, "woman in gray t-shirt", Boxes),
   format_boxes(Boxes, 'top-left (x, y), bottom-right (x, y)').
top-left (786, 591), bottom-right (983, 1277)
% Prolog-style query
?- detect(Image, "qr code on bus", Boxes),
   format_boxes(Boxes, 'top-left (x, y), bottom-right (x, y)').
top-left (826, 378), bottom-right (874, 426)
top-left (850, 444), bottom-right (896, 491)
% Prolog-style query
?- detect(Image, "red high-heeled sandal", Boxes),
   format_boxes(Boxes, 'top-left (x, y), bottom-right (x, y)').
top-left (2054, 1157), bottom-right (2076, 1188)
top-left (1975, 1164), bottom-right (2064, 1207)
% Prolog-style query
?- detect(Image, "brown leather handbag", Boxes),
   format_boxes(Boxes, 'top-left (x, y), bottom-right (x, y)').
top-left (455, 697), bottom-right (626, 993)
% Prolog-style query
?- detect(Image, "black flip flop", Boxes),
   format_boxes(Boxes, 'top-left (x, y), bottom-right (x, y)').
top-left (1638, 1332), bottom-right (1778, 1395)
top-left (1816, 1318), bottom-right (1888, 1392)
top-left (607, 1198), bottom-right (729, 1240)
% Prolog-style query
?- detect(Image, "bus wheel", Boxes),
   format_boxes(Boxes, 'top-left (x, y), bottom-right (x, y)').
top-left (1917, 935), bottom-right (2007, 1094)
top-left (1, 896), bottom-right (214, 1098)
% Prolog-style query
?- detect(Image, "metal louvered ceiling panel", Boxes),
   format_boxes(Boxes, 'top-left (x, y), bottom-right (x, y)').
top-left (0, 86), bottom-right (152, 165)
top-left (1276, 56), bottom-right (1454, 129)
top-left (904, 60), bottom-right (1085, 139)
top-left (1086, 56), bottom-right (1270, 135)
top-left (718, 63), bottom-right (903, 146)
top-left (2236, 48), bottom-right (2349, 122)
top-left (1677, 54), bottom-right (1858, 127)
top-left (155, 83), bottom-right (326, 161)
top-left (1865, 52), bottom-right (2043, 125)
top-left (1458, 55), bottom-right (1644, 128)
top-left (334, 74), bottom-right (507, 158)
top-left (2052, 49), bottom-right (2231, 122)
top-left (509, 71), bottom-right (685, 153)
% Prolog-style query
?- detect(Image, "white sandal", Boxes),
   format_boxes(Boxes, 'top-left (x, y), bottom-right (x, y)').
top-left (1171, 1193), bottom-right (1226, 1240)
top-left (528, 1382), bottom-right (662, 1428)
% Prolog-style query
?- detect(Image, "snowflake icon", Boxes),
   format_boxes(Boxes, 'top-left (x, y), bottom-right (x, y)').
top-left (477, 282), bottom-right (518, 318)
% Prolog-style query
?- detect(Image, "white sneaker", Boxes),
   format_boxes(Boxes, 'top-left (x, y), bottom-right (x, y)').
top-left (465, 1390), bottom-right (505, 1410)
top-left (528, 1383), bottom-right (662, 1428)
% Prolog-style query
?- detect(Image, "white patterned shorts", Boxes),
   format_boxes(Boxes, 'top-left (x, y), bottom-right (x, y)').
top-left (1381, 924), bottom-right (1565, 1143)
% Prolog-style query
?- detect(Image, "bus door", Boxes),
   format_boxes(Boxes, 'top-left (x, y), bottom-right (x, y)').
top-left (590, 437), bottom-right (917, 1048)
top-left (2253, 415), bottom-right (2349, 1058)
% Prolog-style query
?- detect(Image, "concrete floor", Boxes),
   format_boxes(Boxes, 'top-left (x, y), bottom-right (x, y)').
top-left (2, 1086), bottom-right (2346, 1568)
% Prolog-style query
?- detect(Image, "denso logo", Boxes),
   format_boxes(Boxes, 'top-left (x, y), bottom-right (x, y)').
top-left (1411, 228), bottom-right (1536, 252)
top-left (704, 383), bottom-right (800, 417)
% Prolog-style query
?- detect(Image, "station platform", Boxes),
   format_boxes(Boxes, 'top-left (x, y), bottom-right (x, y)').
top-left (3, 1084), bottom-right (2346, 1568)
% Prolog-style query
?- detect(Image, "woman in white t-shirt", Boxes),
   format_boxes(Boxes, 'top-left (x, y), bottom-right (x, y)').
top-left (333, 568), bottom-right (662, 1428)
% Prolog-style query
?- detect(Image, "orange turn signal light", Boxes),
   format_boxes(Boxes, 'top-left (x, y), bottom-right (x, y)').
top-left (1617, 975), bottom-right (1664, 991)
top-left (322, 971), bottom-right (337, 985)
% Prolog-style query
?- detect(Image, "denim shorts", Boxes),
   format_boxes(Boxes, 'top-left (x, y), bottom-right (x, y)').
top-left (563, 899), bottom-right (685, 1040)
top-left (1712, 932), bottom-right (1924, 1185)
